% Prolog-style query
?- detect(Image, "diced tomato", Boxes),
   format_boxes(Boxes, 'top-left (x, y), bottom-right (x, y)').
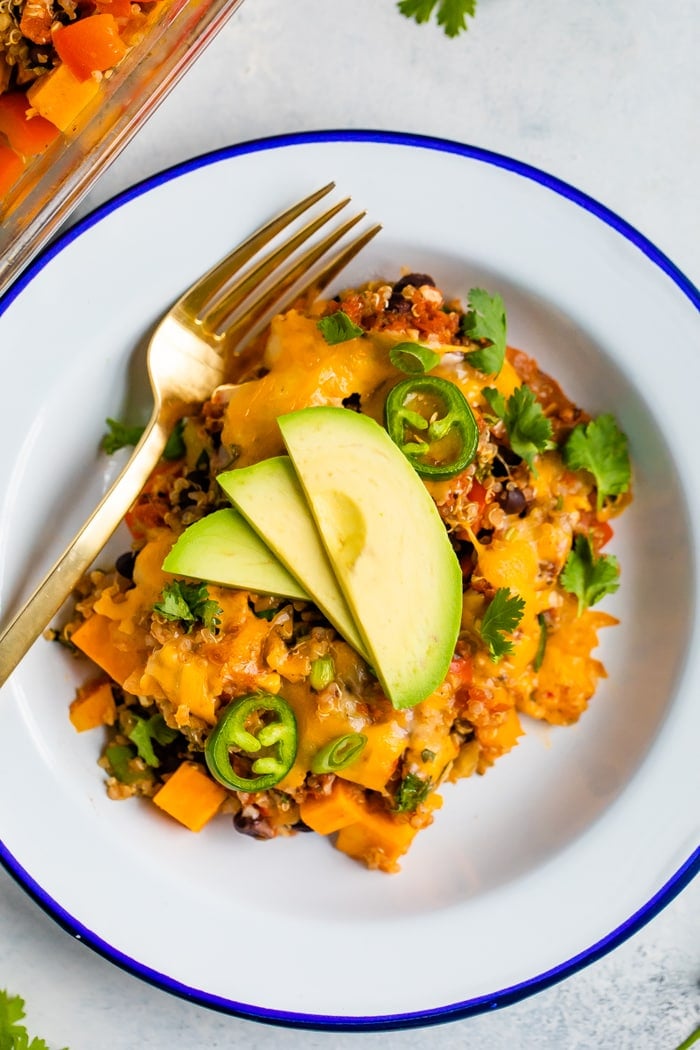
top-left (52, 14), bottom-right (128, 81)
top-left (0, 93), bottom-right (60, 158)
top-left (449, 653), bottom-right (473, 688)
top-left (591, 519), bottom-right (614, 550)
top-left (469, 478), bottom-right (487, 510)
top-left (124, 460), bottom-right (181, 541)
top-left (0, 143), bottom-right (24, 196)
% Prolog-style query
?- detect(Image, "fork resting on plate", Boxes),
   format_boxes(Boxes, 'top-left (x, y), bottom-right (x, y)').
top-left (0, 184), bottom-right (380, 688)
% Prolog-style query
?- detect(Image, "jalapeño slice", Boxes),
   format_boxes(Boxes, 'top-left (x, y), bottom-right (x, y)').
top-left (385, 375), bottom-right (479, 479)
top-left (205, 693), bottom-right (297, 792)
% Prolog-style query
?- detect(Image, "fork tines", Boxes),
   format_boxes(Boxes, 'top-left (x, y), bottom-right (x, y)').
top-left (179, 183), bottom-right (381, 351)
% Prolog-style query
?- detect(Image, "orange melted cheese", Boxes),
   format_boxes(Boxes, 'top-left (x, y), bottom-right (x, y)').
top-left (221, 312), bottom-right (400, 466)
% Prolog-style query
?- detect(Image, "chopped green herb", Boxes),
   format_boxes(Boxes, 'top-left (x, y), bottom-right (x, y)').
top-left (480, 587), bottom-right (526, 662)
top-left (154, 580), bottom-right (222, 632)
top-left (461, 288), bottom-right (507, 374)
top-left (533, 612), bottom-right (548, 671)
top-left (101, 417), bottom-right (145, 454)
top-left (389, 341), bottom-right (441, 374)
top-left (397, 0), bottom-right (477, 37)
top-left (310, 656), bottom-right (335, 691)
top-left (127, 713), bottom-right (179, 768)
top-left (560, 534), bottom-right (620, 614)
top-left (0, 989), bottom-right (68, 1050)
top-left (421, 748), bottom-right (436, 763)
top-left (317, 311), bottom-right (364, 345)
top-left (483, 383), bottom-right (555, 474)
top-left (395, 772), bottom-right (432, 812)
top-left (162, 418), bottom-right (186, 461)
top-left (562, 413), bottom-right (631, 510)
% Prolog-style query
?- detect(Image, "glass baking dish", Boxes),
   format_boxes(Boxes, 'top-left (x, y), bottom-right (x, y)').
top-left (0, 0), bottom-right (246, 299)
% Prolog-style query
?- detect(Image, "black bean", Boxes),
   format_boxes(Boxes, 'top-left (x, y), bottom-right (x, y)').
top-left (498, 486), bottom-right (527, 515)
top-left (492, 447), bottom-right (522, 477)
top-left (392, 273), bottom-right (436, 293)
top-left (342, 392), bottom-right (362, 412)
top-left (233, 812), bottom-right (275, 840)
top-left (115, 550), bottom-right (137, 580)
top-left (388, 273), bottom-right (436, 313)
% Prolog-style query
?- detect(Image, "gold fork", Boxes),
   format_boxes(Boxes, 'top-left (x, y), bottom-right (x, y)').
top-left (0, 184), bottom-right (381, 687)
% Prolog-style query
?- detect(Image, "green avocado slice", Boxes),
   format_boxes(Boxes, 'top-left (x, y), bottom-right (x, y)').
top-left (162, 507), bottom-right (308, 601)
top-left (278, 406), bottom-right (462, 709)
top-left (217, 457), bottom-right (370, 661)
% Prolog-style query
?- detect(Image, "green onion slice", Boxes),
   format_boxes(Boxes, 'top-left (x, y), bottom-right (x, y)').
top-left (310, 733), bottom-right (368, 774)
top-left (310, 656), bottom-right (335, 691)
top-left (389, 342), bottom-right (441, 375)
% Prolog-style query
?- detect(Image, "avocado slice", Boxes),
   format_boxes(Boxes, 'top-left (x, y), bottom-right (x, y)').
top-left (217, 457), bottom-right (370, 661)
top-left (162, 507), bottom-right (309, 600)
top-left (278, 406), bottom-right (462, 709)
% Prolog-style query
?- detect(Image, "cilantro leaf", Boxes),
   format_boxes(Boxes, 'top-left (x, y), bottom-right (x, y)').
top-left (461, 288), bottom-right (507, 374)
top-left (484, 383), bottom-right (555, 473)
top-left (317, 311), bottom-right (364, 345)
top-left (560, 534), bottom-right (620, 614)
top-left (481, 385), bottom-right (505, 420)
top-left (480, 588), bottom-right (526, 662)
top-left (394, 772), bottom-right (432, 812)
top-left (154, 580), bottom-right (222, 632)
top-left (127, 714), bottom-right (179, 768)
top-left (162, 418), bottom-right (186, 461)
top-left (397, 0), bottom-right (477, 37)
top-left (562, 414), bottom-right (631, 510)
top-left (101, 418), bottom-right (145, 454)
top-left (0, 989), bottom-right (66, 1050)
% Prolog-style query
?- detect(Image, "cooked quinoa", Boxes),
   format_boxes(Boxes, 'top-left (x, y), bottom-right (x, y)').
top-left (1, 0), bottom-right (77, 91)
top-left (63, 272), bottom-right (632, 873)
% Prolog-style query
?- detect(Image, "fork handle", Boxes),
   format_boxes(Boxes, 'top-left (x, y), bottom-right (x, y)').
top-left (0, 414), bottom-right (170, 689)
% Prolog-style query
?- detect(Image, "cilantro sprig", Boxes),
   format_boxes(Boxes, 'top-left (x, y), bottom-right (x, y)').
top-left (101, 418), bottom-right (145, 454)
top-left (562, 414), bottom-right (631, 510)
top-left (480, 588), bottom-right (526, 662)
top-left (101, 417), bottom-right (186, 460)
top-left (461, 288), bottom-right (507, 374)
top-left (397, 0), bottom-right (477, 37)
top-left (394, 772), bottom-right (432, 812)
top-left (128, 713), bottom-right (179, 767)
top-left (154, 580), bottom-right (222, 632)
top-left (483, 384), bottom-right (555, 473)
top-left (560, 534), bottom-right (620, 614)
top-left (0, 989), bottom-right (68, 1050)
top-left (317, 311), bottom-right (364, 345)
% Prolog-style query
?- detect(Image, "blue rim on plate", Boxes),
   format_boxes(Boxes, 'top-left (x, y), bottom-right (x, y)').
top-left (1, 129), bottom-right (699, 1030)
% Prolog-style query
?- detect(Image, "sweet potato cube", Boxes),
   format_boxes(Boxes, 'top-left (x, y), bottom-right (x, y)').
top-left (71, 613), bottom-right (144, 688)
top-left (153, 761), bottom-right (227, 832)
top-left (336, 722), bottom-right (406, 794)
top-left (27, 63), bottom-right (100, 132)
top-left (335, 810), bottom-right (419, 874)
top-left (69, 679), bottom-right (117, 732)
top-left (299, 779), bottom-right (365, 835)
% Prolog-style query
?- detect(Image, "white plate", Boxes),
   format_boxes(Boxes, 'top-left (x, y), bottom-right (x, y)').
top-left (0, 131), bottom-right (698, 1029)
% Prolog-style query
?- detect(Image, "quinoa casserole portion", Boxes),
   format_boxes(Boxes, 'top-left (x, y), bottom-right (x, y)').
top-left (61, 272), bottom-right (632, 874)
